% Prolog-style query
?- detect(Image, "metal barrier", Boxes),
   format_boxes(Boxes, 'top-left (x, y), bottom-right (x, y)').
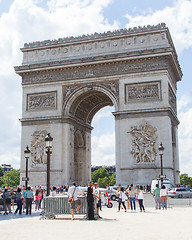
top-left (41, 195), bottom-right (96, 219)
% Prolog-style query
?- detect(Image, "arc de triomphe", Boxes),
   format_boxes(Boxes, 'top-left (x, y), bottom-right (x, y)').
top-left (15, 23), bottom-right (182, 186)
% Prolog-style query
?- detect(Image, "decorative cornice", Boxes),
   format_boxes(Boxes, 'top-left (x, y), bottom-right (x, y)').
top-left (20, 115), bottom-right (93, 131)
top-left (113, 107), bottom-right (180, 125)
top-left (19, 56), bottom-right (177, 86)
top-left (23, 23), bottom-right (167, 49)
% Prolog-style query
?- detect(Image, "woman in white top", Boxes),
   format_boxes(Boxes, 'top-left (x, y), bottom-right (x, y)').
top-left (160, 185), bottom-right (167, 210)
top-left (137, 185), bottom-right (145, 212)
top-left (117, 187), bottom-right (127, 212)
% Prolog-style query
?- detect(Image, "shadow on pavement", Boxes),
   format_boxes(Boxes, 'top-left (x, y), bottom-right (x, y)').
top-left (0, 211), bottom-right (42, 221)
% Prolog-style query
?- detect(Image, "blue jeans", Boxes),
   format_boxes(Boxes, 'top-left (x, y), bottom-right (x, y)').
top-left (162, 201), bottom-right (167, 209)
top-left (129, 197), bottom-right (136, 210)
top-left (15, 199), bottom-right (23, 215)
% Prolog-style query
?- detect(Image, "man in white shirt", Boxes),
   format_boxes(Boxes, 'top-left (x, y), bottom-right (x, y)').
top-left (93, 183), bottom-right (102, 218)
top-left (68, 182), bottom-right (84, 220)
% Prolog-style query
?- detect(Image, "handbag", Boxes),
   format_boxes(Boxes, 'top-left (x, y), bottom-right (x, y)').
top-left (68, 187), bottom-right (76, 204)
top-left (117, 198), bottom-right (122, 203)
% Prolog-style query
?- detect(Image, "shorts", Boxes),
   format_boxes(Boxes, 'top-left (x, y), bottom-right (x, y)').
top-left (97, 199), bottom-right (101, 208)
top-left (70, 199), bottom-right (81, 209)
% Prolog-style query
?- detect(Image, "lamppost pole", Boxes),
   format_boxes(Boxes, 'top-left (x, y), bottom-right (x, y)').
top-left (158, 143), bottom-right (164, 187)
top-left (24, 146), bottom-right (30, 189)
top-left (45, 133), bottom-right (53, 196)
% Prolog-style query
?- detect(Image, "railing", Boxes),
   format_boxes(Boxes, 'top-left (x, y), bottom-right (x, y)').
top-left (41, 195), bottom-right (95, 219)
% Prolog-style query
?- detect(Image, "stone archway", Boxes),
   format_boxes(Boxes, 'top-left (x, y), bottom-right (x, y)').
top-left (63, 86), bottom-right (117, 185)
top-left (15, 23), bottom-right (182, 186)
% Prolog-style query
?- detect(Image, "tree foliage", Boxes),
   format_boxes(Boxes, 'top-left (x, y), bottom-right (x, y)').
top-left (0, 169), bottom-right (20, 187)
top-left (180, 174), bottom-right (192, 186)
top-left (91, 168), bottom-right (116, 188)
top-left (0, 167), bottom-right (3, 177)
top-left (91, 168), bottom-right (109, 183)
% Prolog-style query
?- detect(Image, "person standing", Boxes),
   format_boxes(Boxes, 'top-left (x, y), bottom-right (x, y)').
top-left (153, 184), bottom-right (161, 210)
top-left (68, 182), bottom-right (84, 220)
top-left (22, 187), bottom-right (27, 213)
top-left (14, 188), bottom-right (23, 215)
top-left (52, 186), bottom-right (57, 197)
top-left (87, 182), bottom-right (95, 220)
top-left (128, 184), bottom-right (136, 211)
top-left (10, 188), bottom-right (15, 211)
top-left (35, 189), bottom-right (41, 211)
top-left (25, 186), bottom-right (34, 215)
top-left (137, 185), bottom-right (145, 212)
top-left (3, 187), bottom-right (12, 214)
top-left (117, 187), bottom-right (127, 212)
top-left (93, 183), bottom-right (102, 218)
top-left (125, 187), bottom-right (130, 209)
top-left (160, 185), bottom-right (168, 210)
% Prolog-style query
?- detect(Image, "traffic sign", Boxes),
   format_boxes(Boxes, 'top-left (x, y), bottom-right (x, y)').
top-left (159, 175), bottom-right (166, 179)
top-left (22, 177), bottom-right (29, 181)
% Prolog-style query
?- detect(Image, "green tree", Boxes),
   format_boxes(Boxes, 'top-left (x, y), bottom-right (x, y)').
top-left (109, 173), bottom-right (116, 186)
top-left (0, 166), bottom-right (3, 177)
top-left (0, 169), bottom-right (20, 187)
top-left (180, 174), bottom-right (192, 186)
top-left (91, 168), bottom-right (109, 183)
top-left (96, 173), bottom-right (116, 188)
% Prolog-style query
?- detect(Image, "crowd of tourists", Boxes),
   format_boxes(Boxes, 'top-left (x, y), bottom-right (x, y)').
top-left (0, 186), bottom-right (46, 215)
top-left (0, 182), bottom-right (168, 219)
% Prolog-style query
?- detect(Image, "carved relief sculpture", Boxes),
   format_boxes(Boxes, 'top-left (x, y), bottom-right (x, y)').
top-left (130, 122), bottom-right (157, 163)
top-left (126, 81), bottom-right (161, 103)
top-left (27, 91), bottom-right (56, 110)
top-left (31, 130), bottom-right (47, 167)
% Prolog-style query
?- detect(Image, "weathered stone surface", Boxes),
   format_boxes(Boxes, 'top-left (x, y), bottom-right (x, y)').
top-left (16, 24), bottom-right (181, 187)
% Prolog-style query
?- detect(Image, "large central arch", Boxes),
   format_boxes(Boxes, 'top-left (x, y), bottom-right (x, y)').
top-left (63, 85), bottom-right (117, 185)
top-left (15, 23), bottom-right (182, 186)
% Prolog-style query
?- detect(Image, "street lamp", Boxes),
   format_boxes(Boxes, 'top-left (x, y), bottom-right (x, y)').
top-left (158, 142), bottom-right (165, 187)
top-left (24, 145), bottom-right (30, 189)
top-left (45, 133), bottom-right (53, 196)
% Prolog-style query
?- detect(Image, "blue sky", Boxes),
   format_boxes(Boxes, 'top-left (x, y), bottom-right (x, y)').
top-left (0, 0), bottom-right (192, 175)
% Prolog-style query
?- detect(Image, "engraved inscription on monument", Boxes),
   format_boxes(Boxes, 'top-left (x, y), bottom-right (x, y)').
top-left (31, 130), bottom-right (47, 167)
top-left (125, 81), bottom-right (161, 103)
top-left (130, 122), bottom-right (157, 163)
top-left (27, 91), bottom-right (57, 110)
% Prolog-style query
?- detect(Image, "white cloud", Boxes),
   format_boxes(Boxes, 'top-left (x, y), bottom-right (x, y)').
top-left (177, 96), bottom-right (190, 112)
top-left (178, 96), bottom-right (192, 175)
top-left (92, 106), bottom-right (113, 127)
top-left (0, 0), bottom-right (117, 169)
top-left (125, 0), bottom-right (192, 54)
top-left (92, 132), bottom-right (115, 166)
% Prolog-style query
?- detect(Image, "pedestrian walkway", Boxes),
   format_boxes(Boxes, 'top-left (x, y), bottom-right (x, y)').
top-left (0, 205), bottom-right (191, 240)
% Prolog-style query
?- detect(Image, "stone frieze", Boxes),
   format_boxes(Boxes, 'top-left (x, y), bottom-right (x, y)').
top-left (23, 57), bottom-right (168, 85)
top-left (125, 81), bottom-right (161, 102)
top-left (27, 91), bottom-right (57, 110)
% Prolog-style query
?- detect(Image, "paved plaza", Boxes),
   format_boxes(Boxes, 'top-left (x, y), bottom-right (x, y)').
top-left (0, 194), bottom-right (191, 240)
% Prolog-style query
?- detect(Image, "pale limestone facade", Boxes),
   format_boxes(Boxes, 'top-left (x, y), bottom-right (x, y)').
top-left (15, 23), bottom-right (182, 187)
